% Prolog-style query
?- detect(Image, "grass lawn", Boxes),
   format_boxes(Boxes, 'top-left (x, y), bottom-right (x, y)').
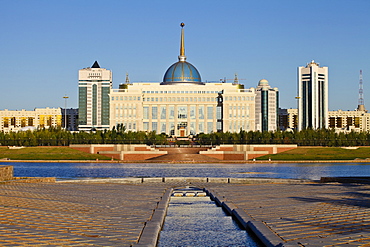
top-left (257, 146), bottom-right (370, 160)
top-left (0, 146), bottom-right (111, 160)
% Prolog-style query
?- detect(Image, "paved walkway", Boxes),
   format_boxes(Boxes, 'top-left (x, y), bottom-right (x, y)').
top-left (0, 182), bottom-right (169, 246)
top-left (0, 180), bottom-right (369, 246)
top-left (206, 182), bottom-right (370, 246)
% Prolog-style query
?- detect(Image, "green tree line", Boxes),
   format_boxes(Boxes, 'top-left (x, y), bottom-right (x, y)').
top-left (197, 128), bottom-right (370, 146)
top-left (1, 127), bottom-right (370, 147)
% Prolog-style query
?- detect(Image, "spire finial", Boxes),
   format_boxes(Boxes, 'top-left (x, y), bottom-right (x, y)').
top-left (233, 73), bottom-right (239, 84)
top-left (179, 22), bottom-right (186, 62)
top-left (125, 73), bottom-right (130, 84)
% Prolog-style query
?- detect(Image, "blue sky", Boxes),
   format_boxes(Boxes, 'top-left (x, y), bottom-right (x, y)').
top-left (1, 0), bottom-right (370, 111)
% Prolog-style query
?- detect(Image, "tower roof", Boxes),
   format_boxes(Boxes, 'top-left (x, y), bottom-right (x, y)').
top-left (91, 61), bottom-right (100, 68)
top-left (161, 23), bottom-right (203, 85)
top-left (258, 79), bottom-right (269, 86)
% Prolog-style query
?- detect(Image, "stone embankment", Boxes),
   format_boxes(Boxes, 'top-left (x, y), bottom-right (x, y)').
top-left (70, 144), bottom-right (168, 160)
top-left (0, 165), bottom-right (55, 183)
top-left (69, 144), bottom-right (298, 162)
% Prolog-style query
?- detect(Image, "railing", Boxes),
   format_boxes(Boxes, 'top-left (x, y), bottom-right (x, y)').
top-left (152, 145), bottom-right (214, 148)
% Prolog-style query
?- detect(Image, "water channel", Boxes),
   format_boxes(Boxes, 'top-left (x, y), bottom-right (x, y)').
top-left (157, 187), bottom-right (263, 247)
top-left (3, 162), bottom-right (369, 180)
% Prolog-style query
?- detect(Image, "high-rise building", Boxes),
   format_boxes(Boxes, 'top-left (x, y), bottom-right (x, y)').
top-left (255, 79), bottom-right (279, 131)
top-left (109, 23), bottom-right (256, 136)
top-left (78, 61), bottom-right (112, 131)
top-left (297, 60), bottom-right (328, 130)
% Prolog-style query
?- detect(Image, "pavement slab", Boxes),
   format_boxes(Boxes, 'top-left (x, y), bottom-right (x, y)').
top-left (0, 182), bottom-right (169, 246)
top-left (205, 182), bottom-right (370, 246)
top-left (0, 180), bottom-right (369, 246)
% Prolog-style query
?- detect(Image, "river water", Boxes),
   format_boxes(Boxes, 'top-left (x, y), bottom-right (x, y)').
top-left (2, 162), bottom-right (369, 180)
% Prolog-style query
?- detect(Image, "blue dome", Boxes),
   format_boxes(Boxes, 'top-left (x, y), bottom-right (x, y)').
top-left (162, 61), bottom-right (203, 85)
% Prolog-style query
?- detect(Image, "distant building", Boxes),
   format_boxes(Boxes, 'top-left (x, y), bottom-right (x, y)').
top-left (109, 23), bottom-right (256, 136)
top-left (78, 61), bottom-right (112, 131)
top-left (61, 108), bottom-right (79, 131)
top-left (328, 109), bottom-right (370, 132)
top-left (279, 108), bottom-right (370, 132)
top-left (110, 83), bottom-right (255, 136)
top-left (255, 79), bottom-right (279, 131)
top-left (298, 60), bottom-right (328, 130)
top-left (278, 108), bottom-right (298, 130)
top-left (0, 108), bottom-right (62, 133)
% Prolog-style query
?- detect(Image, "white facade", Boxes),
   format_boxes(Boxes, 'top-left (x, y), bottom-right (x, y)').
top-left (255, 79), bottom-right (279, 131)
top-left (78, 61), bottom-right (112, 131)
top-left (279, 108), bottom-right (370, 132)
top-left (110, 83), bottom-right (255, 136)
top-left (0, 108), bottom-right (62, 133)
top-left (298, 60), bottom-right (328, 130)
top-left (328, 109), bottom-right (370, 132)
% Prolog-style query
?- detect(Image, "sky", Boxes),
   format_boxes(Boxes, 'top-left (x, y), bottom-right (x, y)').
top-left (1, 0), bottom-right (370, 111)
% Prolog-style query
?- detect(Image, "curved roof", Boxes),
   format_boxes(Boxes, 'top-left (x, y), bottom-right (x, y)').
top-left (161, 23), bottom-right (203, 85)
top-left (258, 79), bottom-right (269, 86)
top-left (162, 61), bottom-right (202, 85)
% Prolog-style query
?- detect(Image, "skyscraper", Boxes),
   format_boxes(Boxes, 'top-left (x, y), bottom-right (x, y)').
top-left (78, 61), bottom-right (112, 131)
top-left (298, 60), bottom-right (328, 130)
top-left (255, 79), bottom-right (279, 131)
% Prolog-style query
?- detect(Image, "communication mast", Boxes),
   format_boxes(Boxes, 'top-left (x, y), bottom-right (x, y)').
top-left (357, 70), bottom-right (366, 111)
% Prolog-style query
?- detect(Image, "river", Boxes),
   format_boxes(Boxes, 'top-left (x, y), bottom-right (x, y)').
top-left (2, 162), bottom-right (369, 180)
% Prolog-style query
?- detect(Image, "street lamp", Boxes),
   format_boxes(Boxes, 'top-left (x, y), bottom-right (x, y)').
top-left (63, 95), bottom-right (69, 130)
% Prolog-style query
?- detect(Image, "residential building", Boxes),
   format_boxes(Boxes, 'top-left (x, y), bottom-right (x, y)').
top-left (278, 108), bottom-right (298, 130)
top-left (0, 108), bottom-right (62, 133)
top-left (298, 60), bottom-right (328, 130)
top-left (328, 109), bottom-right (370, 132)
top-left (78, 61), bottom-right (112, 131)
top-left (279, 108), bottom-right (370, 132)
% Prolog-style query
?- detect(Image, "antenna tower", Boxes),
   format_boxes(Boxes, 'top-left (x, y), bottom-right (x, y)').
top-left (357, 70), bottom-right (366, 111)
top-left (359, 70), bottom-right (364, 105)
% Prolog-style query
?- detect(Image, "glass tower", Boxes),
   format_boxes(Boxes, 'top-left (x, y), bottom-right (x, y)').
top-left (78, 61), bottom-right (112, 131)
top-left (298, 60), bottom-right (328, 131)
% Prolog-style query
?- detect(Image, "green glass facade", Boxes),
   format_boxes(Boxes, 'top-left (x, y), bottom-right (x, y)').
top-left (101, 86), bottom-right (110, 126)
top-left (78, 87), bottom-right (87, 125)
top-left (78, 63), bottom-right (112, 131)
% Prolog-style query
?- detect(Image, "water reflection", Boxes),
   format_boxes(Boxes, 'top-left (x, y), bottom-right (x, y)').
top-left (3, 162), bottom-right (369, 180)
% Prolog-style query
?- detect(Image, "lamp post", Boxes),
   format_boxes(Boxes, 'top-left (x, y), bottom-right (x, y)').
top-left (295, 96), bottom-right (300, 131)
top-left (63, 95), bottom-right (69, 130)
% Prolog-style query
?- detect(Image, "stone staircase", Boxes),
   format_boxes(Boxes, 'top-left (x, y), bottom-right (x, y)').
top-left (148, 148), bottom-right (221, 162)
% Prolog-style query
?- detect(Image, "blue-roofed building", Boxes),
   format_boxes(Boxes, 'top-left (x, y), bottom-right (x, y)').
top-left (109, 23), bottom-right (256, 137)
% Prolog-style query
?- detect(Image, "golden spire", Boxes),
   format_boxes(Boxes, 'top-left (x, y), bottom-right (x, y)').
top-left (125, 73), bottom-right (130, 83)
top-left (179, 22), bottom-right (186, 62)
